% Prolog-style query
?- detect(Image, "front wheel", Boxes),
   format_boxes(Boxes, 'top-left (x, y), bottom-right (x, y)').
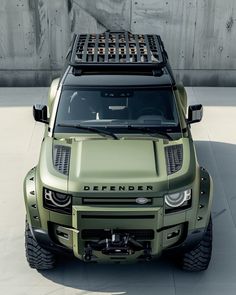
top-left (25, 221), bottom-right (56, 270)
top-left (180, 216), bottom-right (213, 272)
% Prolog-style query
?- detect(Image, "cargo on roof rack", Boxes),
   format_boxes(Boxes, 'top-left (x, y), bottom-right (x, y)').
top-left (68, 31), bottom-right (168, 70)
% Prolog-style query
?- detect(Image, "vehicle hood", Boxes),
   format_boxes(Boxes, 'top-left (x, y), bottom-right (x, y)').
top-left (38, 137), bottom-right (196, 195)
top-left (68, 139), bottom-right (166, 194)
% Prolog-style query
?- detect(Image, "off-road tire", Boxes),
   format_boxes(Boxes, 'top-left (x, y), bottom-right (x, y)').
top-left (180, 216), bottom-right (212, 272)
top-left (25, 221), bottom-right (55, 270)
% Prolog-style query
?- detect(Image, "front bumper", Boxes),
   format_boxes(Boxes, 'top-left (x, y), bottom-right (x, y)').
top-left (26, 167), bottom-right (213, 262)
top-left (31, 219), bottom-right (205, 262)
top-left (31, 205), bottom-right (203, 262)
top-left (72, 205), bottom-right (164, 262)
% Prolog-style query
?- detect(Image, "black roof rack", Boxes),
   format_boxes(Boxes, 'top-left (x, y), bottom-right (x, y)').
top-left (69, 31), bottom-right (169, 72)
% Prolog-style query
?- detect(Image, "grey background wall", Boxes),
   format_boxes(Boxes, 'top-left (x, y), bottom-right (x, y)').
top-left (0, 0), bottom-right (236, 86)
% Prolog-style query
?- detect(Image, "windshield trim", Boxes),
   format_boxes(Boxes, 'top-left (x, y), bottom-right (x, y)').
top-left (63, 84), bottom-right (174, 91)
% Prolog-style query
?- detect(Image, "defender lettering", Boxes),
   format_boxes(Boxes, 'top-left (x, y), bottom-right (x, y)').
top-left (83, 185), bottom-right (153, 192)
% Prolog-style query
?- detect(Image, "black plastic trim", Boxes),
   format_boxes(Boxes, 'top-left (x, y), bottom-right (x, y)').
top-left (43, 187), bottom-right (72, 215)
top-left (32, 227), bottom-right (72, 254)
top-left (164, 227), bottom-right (205, 253)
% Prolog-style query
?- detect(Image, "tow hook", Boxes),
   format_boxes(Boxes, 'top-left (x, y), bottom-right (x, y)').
top-left (145, 255), bottom-right (152, 262)
top-left (83, 244), bottom-right (92, 261)
top-left (144, 244), bottom-right (152, 261)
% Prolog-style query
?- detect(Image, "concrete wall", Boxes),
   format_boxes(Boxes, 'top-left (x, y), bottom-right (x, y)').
top-left (0, 0), bottom-right (236, 86)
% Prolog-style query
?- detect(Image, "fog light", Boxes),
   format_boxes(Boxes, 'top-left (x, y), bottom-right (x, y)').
top-left (167, 230), bottom-right (180, 239)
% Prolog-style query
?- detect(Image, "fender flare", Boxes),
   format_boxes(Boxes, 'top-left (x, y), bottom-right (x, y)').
top-left (23, 167), bottom-right (41, 229)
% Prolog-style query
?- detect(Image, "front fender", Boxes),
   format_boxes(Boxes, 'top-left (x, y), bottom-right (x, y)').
top-left (23, 167), bottom-right (41, 229)
top-left (196, 167), bottom-right (213, 228)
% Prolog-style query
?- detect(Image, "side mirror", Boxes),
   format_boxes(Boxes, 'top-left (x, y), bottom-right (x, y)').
top-left (33, 104), bottom-right (49, 124)
top-left (187, 104), bottom-right (203, 124)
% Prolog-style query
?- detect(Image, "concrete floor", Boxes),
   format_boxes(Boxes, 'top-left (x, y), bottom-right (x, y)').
top-left (0, 87), bottom-right (236, 295)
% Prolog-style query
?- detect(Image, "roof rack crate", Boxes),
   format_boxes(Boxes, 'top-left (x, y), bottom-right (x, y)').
top-left (69, 31), bottom-right (168, 70)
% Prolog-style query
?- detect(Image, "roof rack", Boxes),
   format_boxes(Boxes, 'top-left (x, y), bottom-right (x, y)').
top-left (68, 31), bottom-right (169, 73)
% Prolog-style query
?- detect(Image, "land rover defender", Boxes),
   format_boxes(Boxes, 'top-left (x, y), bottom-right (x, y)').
top-left (24, 31), bottom-right (213, 271)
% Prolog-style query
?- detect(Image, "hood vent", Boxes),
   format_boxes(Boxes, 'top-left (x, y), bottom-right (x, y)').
top-left (165, 144), bottom-right (183, 175)
top-left (53, 145), bottom-right (71, 175)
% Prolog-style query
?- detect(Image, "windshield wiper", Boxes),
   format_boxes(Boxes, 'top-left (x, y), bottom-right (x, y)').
top-left (125, 125), bottom-right (173, 140)
top-left (57, 123), bottom-right (119, 140)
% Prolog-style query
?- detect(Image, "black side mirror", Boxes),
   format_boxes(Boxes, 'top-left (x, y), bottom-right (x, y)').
top-left (187, 104), bottom-right (203, 124)
top-left (33, 104), bottom-right (49, 124)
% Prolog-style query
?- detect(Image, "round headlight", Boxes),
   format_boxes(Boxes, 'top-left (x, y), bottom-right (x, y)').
top-left (165, 189), bottom-right (191, 208)
top-left (52, 192), bottom-right (71, 207)
top-left (44, 189), bottom-right (71, 207)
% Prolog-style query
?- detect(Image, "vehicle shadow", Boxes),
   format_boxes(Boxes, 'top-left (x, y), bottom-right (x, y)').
top-left (41, 255), bottom-right (177, 294)
top-left (40, 140), bottom-right (236, 294)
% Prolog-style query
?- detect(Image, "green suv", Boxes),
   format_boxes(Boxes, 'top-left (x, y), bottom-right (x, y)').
top-left (24, 31), bottom-right (213, 271)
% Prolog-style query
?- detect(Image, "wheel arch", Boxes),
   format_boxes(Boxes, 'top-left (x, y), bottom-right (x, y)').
top-left (23, 167), bottom-right (41, 229)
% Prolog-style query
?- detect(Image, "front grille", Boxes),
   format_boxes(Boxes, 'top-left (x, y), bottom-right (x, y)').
top-left (53, 145), bottom-right (71, 175)
top-left (165, 144), bottom-right (183, 175)
top-left (82, 197), bottom-right (152, 205)
top-left (81, 215), bottom-right (155, 220)
top-left (81, 229), bottom-right (155, 240)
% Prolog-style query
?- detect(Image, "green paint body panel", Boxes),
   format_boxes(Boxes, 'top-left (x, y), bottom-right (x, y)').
top-left (24, 58), bottom-right (213, 263)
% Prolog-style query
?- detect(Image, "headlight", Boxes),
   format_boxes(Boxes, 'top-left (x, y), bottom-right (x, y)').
top-left (165, 189), bottom-right (191, 208)
top-left (43, 188), bottom-right (72, 214)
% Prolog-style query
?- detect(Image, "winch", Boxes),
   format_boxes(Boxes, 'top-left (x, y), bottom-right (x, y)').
top-left (83, 231), bottom-right (152, 261)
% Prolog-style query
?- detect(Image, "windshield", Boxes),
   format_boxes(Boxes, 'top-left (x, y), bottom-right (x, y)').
top-left (54, 87), bottom-right (180, 133)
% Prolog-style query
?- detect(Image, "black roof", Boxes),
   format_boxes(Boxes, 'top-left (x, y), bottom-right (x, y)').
top-left (63, 72), bottom-right (173, 87)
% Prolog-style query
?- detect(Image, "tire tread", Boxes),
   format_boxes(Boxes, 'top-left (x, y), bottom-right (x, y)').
top-left (181, 217), bottom-right (212, 272)
top-left (25, 221), bottom-right (55, 270)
